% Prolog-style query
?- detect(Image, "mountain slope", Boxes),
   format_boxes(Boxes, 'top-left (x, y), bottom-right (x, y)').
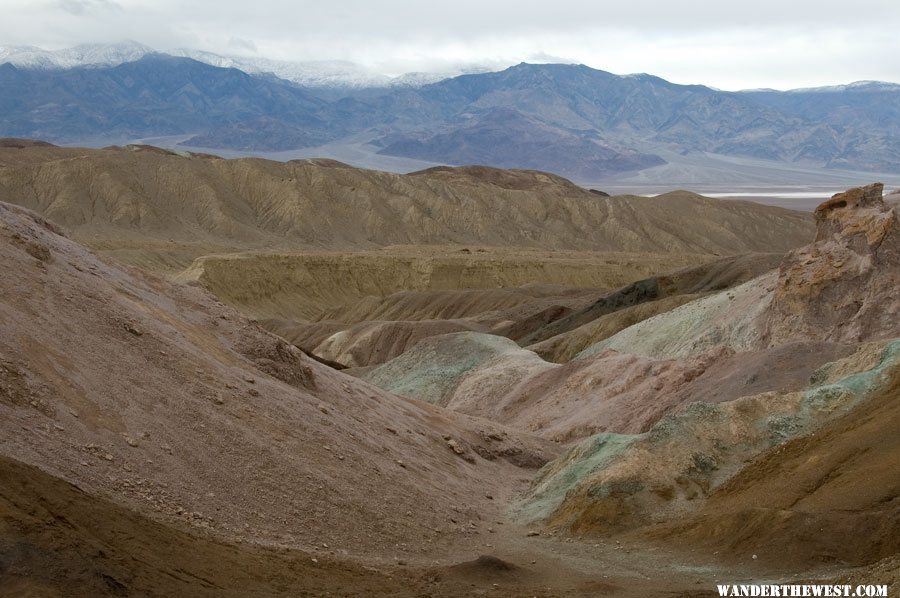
top-left (644, 363), bottom-right (900, 569)
top-left (370, 63), bottom-right (900, 172)
top-left (374, 107), bottom-right (664, 178)
top-left (0, 199), bottom-right (554, 562)
top-left (1, 54), bottom-right (899, 176)
top-left (742, 82), bottom-right (900, 134)
top-left (0, 55), bottom-right (333, 144)
top-left (0, 144), bottom-right (815, 269)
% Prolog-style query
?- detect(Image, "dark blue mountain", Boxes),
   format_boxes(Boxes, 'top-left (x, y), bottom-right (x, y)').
top-left (1, 57), bottom-right (899, 176)
top-left (0, 54), bottom-right (336, 144)
top-left (371, 63), bottom-right (900, 171)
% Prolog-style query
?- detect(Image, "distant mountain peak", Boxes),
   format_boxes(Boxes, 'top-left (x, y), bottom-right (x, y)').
top-left (786, 80), bottom-right (900, 93)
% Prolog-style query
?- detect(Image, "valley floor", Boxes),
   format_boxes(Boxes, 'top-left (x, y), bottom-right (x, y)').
top-left (5, 451), bottom-right (883, 598)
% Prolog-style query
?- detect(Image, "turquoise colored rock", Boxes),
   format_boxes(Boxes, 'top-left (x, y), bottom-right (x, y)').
top-left (513, 432), bottom-right (639, 523)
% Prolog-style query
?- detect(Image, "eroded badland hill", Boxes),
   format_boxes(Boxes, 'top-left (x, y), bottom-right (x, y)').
top-left (0, 142), bottom-right (897, 596)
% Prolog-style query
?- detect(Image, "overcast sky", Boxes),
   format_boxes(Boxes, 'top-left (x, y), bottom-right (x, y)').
top-left (2, 0), bottom-right (899, 90)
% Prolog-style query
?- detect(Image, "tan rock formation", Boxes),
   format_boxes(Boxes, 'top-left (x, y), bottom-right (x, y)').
top-left (765, 183), bottom-right (899, 345)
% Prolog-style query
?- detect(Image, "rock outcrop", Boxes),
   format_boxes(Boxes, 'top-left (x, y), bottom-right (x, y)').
top-left (765, 183), bottom-right (899, 345)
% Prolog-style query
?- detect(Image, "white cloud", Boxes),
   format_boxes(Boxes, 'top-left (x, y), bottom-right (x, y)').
top-left (58, 0), bottom-right (121, 16)
top-left (226, 37), bottom-right (257, 53)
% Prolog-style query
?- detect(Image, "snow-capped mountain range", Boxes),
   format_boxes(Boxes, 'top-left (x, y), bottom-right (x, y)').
top-left (0, 41), bottom-right (153, 70)
top-left (2, 42), bottom-right (897, 94)
top-left (0, 41), bottom-right (490, 88)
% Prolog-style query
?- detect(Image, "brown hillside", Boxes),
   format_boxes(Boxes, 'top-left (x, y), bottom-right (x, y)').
top-left (0, 200), bottom-right (555, 562)
top-left (0, 145), bottom-right (814, 271)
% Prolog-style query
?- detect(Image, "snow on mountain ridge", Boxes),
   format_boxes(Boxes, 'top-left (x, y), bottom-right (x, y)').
top-left (0, 41), bottom-right (481, 88)
top-left (0, 41), bottom-right (153, 69)
top-left (169, 50), bottom-right (394, 87)
top-left (784, 81), bottom-right (900, 93)
top-left (169, 49), bottom-right (494, 88)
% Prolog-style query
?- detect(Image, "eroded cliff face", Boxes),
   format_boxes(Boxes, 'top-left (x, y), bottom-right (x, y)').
top-left (765, 183), bottom-right (900, 345)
